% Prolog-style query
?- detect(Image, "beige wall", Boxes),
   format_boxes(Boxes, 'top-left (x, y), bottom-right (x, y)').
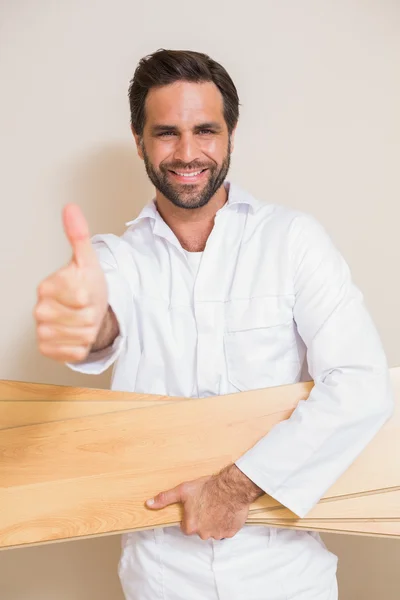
top-left (1, 1), bottom-right (399, 598)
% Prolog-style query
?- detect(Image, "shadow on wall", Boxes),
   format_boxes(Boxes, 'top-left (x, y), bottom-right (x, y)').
top-left (14, 142), bottom-right (152, 390)
top-left (69, 142), bottom-right (152, 237)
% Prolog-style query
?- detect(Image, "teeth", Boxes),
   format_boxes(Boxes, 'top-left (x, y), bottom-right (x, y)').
top-left (175, 170), bottom-right (202, 177)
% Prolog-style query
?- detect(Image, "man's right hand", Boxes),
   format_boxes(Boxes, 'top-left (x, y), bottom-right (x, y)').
top-left (34, 205), bottom-right (109, 363)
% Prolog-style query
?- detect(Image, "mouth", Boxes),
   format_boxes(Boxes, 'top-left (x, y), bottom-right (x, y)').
top-left (167, 168), bottom-right (208, 184)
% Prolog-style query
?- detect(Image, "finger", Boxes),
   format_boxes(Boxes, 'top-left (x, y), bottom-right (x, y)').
top-left (54, 282), bottom-right (91, 309)
top-left (36, 323), bottom-right (98, 346)
top-left (37, 343), bottom-right (90, 363)
top-left (38, 273), bottom-right (91, 309)
top-left (146, 485), bottom-right (183, 509)
top-left (34, 299), bottom-right (97, 327)
top-left (62, 204), bottom-right (98, 270)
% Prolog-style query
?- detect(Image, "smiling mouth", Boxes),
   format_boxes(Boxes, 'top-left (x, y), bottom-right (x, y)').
top-left (168, 168), bottom-right (208, 178)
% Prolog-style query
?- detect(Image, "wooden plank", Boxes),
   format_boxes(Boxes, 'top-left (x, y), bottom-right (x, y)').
top-left (1, 399), bottom-right (181, 430)
top-left (0, 369), bottom-right (398, 549)
top-left (0, 381), bottom-right (309, 548)
top-left (247, 519), bottom-right (400, 539)
top-left (247, 488), bottom-right (400, 521)
top-left (0, 382), bottom-right (312, 489)
top-left (0, 380), bottom-right (184, 429)
top-left (0, 379), bottom-right (157, 401)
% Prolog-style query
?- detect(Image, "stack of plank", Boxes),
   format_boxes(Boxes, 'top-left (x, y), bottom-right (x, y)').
top-left (0, 367), bottom-right (399, 550)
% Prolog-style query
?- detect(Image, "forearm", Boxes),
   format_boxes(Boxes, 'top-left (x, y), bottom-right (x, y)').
top-left (90, 305), bottom-right (120, 352)
top-left (216, 464), bottom-right (264, 506)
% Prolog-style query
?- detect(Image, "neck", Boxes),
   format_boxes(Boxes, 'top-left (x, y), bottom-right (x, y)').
top-left (155, 184), bottom-right (228, 252)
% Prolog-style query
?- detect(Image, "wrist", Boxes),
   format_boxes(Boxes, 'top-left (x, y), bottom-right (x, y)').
top-left (218, 463), bottom-right (264, 506)
top-left (91, 306), bottom-right (119, 352)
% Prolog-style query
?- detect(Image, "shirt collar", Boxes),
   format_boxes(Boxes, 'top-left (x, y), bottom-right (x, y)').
top-left (124, 181), bottom-right (265, 228)
top-left (224, 181), bottom-right (266, 212)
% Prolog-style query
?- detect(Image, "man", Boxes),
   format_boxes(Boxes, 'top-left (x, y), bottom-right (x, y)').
top-left (34, 49), bottom-right (393, 599)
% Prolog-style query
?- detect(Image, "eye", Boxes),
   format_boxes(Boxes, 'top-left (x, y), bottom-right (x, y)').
top-left (198, 129), bottom-right (214, 135)
top-left (158, 131), bottom-right (176, 137)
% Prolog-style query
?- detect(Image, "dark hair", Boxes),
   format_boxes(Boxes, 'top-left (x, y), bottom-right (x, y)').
top-left (128, 49), bottom-right (239, 136)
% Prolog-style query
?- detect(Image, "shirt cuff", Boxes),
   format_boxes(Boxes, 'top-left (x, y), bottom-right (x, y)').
top-left (235, 456), bottom-right (307, 518)
top-left (66, 332), bottom-right (125, 375)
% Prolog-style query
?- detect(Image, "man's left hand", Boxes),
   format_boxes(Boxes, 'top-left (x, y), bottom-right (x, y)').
top-left (146, 464), bottom-right (264, 540)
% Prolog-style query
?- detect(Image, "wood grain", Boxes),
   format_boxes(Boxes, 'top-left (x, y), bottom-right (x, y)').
top-left (247, 488), bottom-right (400, 521)
top-left (0, 380), bottom-right (184, 430)
top-left (0, 369), bottom-right (398, 549)
top-left (0, 381), bottom-right (309, 548)
top-left (0, 379), bottom-right (184, 402)
top-left (247, 519), bottom-right (400, 539)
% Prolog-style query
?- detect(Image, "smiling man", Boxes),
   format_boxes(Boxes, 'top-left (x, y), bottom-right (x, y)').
top-left (34, 49), bottom-right (393, 599)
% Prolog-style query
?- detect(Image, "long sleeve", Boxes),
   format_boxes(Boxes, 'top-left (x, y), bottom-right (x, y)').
top-left (66, 234), bottom-right (133, 375)
top-left (235, 214), bottom-right (394, 518)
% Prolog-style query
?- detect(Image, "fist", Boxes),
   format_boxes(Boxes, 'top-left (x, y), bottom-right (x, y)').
top-left (34, 204), bottom-right (108, 363)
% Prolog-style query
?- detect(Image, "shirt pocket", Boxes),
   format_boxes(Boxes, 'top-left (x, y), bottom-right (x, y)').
top-left (224, 295), bottom-right (301, 392)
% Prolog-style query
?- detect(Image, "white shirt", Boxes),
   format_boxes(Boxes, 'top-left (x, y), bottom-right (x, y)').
top-left (184, 250), bottom-right (203, 278)
top-left (68, 180), bottom-right (393, 518)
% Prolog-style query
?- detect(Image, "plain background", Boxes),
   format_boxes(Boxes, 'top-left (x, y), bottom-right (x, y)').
top-left (1, 0), bottom-right (399, 598)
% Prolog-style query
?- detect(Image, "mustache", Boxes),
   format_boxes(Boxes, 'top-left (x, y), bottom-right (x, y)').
top-left (160, 161), bottom-right (214, 172)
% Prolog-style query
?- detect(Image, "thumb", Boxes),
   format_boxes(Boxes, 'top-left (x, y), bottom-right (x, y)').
top-left (62, 204), bottom-right (98, 269)
top-left (146, 486), bottom-right (183, 510)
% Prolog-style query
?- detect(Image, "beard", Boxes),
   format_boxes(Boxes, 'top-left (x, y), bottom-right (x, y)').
top-left (141, 139), bottom-right (231, 210)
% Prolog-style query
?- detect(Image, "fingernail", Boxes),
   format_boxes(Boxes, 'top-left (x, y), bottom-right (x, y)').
top-left (146, 498), bottom-right (155, 507)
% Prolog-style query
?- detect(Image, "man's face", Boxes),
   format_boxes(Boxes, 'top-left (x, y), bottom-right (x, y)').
top-left (133, 81), bottom-right (235, 209)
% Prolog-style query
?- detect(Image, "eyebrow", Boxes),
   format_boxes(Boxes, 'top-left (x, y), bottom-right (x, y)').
top-left (194, 122), bottom-right (223, 132)
top-left (151, 122), bottom-right (223, 134)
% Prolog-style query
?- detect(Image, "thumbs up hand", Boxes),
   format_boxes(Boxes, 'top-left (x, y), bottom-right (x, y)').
top-left (34, 205), bottom-right (109, 363)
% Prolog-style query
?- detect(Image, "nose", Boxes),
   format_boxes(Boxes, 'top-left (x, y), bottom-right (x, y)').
top-left (173, 132), bottom-right (201, 164)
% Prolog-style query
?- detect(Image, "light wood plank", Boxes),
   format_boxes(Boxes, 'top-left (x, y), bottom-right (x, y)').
top-left (0, 379), bottom-right (185, 402)
top-left (0, 381), bottom-right (309, 548)
top-left (248, 488), bottom-right (400, 521)
top-left (0, 380), bottom-right (184, 430)
top-left (1, 399), bottom-right (181, 430)
top-left (0, 369), bottom-right (398, 549)
top-left (247, 519), bottom-right (400, 539)
top-left (0, 379), bottom-right (158, 401)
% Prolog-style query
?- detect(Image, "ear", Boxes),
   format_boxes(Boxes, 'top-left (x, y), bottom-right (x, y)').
top-left (131, 125), bottom-right (144, 160)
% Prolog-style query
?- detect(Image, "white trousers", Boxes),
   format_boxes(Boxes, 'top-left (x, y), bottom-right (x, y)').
top-left (118, 525), bottom-right (338, 600)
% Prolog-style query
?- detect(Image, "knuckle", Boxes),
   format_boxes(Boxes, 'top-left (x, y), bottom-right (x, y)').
top-left (33, 305), bottom-right (42, 321)
top-left (80, 328), bottom-right (97, 345)
top-left (37, 324), bottom-right (52, 339)
top-left (179, 483), bottom-right (189, 499)
top-left (224, 530), bottom-right (236, 539)
top-left (182, 520), bottom-right (197, 536)
top-left (37, 277), bottom-right (56, 298)
top-left (38, 343), bottom-right (50, 357)
top-left (34, 302), bottom-right (49, 322)
top-left (68, 347), bottom-right (89, 362)
top-left (82, 307), bottom-right (97, 327)
top-left (54, 268), bottom-right (70, 285)
top-left (37, 282), bottom-right (47, 298)
top-left (74, 288), bottom-right (90, 307)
